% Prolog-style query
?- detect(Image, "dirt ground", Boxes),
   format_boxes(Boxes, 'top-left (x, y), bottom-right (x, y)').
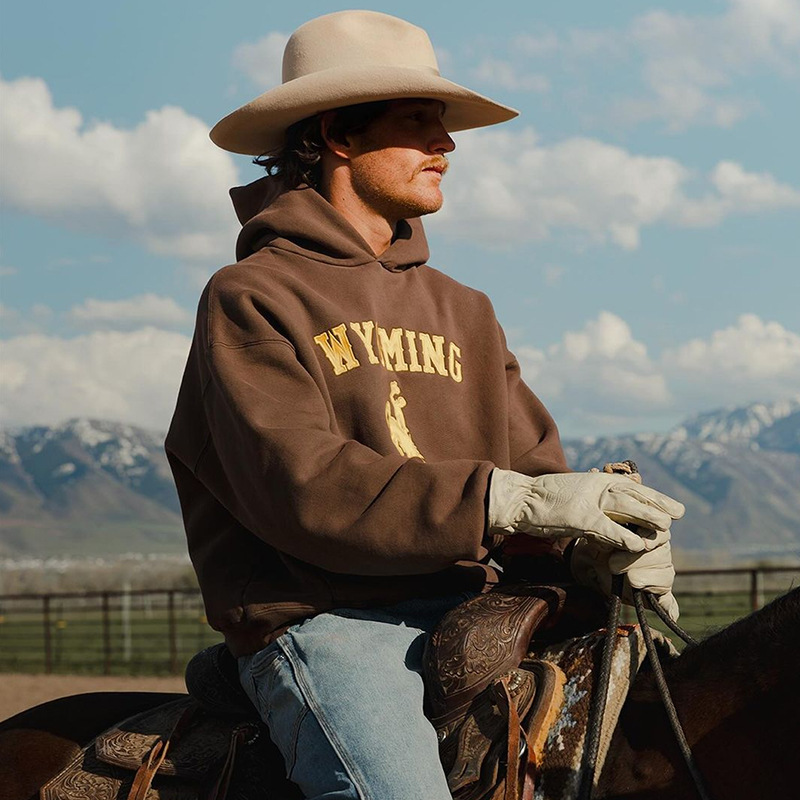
top-left (0, 673), bottom-right (188, 722)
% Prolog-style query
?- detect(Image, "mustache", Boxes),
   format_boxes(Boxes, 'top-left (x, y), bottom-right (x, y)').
top-left (416, 157), bottom-right (450, 176)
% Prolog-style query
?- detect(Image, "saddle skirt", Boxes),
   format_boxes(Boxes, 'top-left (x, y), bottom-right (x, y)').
top-left (38, 697), bottom-right (290, 800)
top-left (39, 643), bottom-right (302, 800)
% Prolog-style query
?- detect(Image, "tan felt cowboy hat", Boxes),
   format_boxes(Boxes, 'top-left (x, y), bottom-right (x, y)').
top-left (210, 10), bottom-right (519, 156)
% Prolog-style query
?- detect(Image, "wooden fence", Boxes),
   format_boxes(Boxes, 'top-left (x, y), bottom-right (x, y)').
top-left (0, 566), bottom-right (797, 675)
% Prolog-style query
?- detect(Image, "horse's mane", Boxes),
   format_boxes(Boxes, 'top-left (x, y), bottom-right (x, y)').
top-left (663, 585), bottom-right (800, 684)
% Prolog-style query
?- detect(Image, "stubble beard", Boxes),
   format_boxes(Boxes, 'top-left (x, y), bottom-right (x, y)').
top-left (351, 156), bottom-right (445, 223)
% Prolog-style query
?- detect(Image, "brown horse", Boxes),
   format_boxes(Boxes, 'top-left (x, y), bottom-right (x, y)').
top-left (2, 587), bottom-right (798, 800)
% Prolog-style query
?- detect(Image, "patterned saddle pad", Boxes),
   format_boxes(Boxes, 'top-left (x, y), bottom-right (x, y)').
top-left (530, 624), bottom-right (678, 800)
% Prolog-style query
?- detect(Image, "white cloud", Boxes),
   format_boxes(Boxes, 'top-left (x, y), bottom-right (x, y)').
top-left (0, 303), bottom-right (54, 336)
top-left (68, 294), bottom-right (192, 330)
top-left (608, 0), bottom-right (800, 130)
top-left (0, 247), bottom-right (16, 276)
top-left (482, 1), bottom-right (799, 131)
top-left (515, 311), bottom-right (800, 435)
top-left (0, 328), bottom-right (191, 430)
top-left (432, 127), bottom-right (800, 248)
top-left (678, 161), bottom-right (800, 226)
top-left (0, 76), bottom-right (240, 266)
top-left (663, 314), bottom-right (800, 408)
top-left (543, 265), bottom-right (565, 287)
top-left (232, 32), bottom-right (290, 87)
top-left (518, 312), bottom-right (670, 428)
top-left (512, 31), bottom-right (560, 58)
top-left (472, 58), bottom-right (550, 92)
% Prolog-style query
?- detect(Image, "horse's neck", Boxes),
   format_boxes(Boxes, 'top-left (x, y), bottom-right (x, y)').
top-left (601, 589), bottom-right (800, 799)
top-left (663, 589), bottom-right (800, 735)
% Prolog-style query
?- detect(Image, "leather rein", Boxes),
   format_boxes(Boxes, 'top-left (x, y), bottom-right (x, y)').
top-left (577, 577), bottom-right (714, 800)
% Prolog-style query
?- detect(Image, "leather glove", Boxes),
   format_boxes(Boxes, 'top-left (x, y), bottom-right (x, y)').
top-left (488, 469), bottom-right (684, 553)
top-left (570, 537), bottom-right (680, 620)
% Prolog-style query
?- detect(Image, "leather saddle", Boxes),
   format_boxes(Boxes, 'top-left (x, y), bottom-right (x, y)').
top-left (424, 583), bottom-right (570, 800)
top-left (40, 644), bottom-right (301, 800)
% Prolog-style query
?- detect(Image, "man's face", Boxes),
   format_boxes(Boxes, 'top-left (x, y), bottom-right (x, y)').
top-left (344, 99), bottom-right (455, 223)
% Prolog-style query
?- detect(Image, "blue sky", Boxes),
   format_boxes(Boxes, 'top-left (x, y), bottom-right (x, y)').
top-left (1, 0), bottom-right (799, 437)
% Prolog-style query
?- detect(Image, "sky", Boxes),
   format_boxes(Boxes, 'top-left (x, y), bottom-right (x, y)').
top-left (1, 0), bottom-right (799, 438)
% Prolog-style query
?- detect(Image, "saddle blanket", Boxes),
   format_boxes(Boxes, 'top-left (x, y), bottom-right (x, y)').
top-left (530, 624), bottom-right (678, 800)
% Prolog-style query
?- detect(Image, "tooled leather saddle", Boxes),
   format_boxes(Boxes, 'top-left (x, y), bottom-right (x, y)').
top-left (424, 583), bottom-right (570, 800)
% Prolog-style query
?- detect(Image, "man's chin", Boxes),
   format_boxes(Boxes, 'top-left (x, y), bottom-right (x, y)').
top-left (398, 195), bottom-right (444, 219)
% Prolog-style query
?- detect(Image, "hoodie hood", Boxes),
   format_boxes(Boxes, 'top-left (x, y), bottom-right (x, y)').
top-left (231, 177), bottom-right (430, 272)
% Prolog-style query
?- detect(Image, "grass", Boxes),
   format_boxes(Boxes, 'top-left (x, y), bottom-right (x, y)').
top-left (0, 585), bottom-right (787, 675)
top-left (0, 592), bottom-right (222, 675)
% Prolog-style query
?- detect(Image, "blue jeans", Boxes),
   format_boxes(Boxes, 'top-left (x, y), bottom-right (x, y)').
top-left (238, 594), bottom-right (471, 800)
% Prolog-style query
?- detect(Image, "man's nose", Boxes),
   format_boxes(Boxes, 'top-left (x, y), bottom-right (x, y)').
top-left (429, 122), bottom-right (456, 154)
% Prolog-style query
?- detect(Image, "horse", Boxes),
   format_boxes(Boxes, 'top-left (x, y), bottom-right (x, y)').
top-left (1, 586), bottom-right (798, 800)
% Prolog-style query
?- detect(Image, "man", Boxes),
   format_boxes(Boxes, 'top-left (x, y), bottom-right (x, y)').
top-left (166, 11), bottom-right (683, 799)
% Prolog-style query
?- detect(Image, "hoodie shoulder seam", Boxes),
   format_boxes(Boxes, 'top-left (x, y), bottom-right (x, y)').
top-left (209, 338), bottom-right (297, 354)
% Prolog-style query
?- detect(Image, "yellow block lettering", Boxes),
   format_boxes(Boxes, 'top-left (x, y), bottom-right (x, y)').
top-left (405, 330), bottom-right (423, 372)
top-left (448, 342), bottom-right (463, 383)
top-left (377, 327), bottom-right (409, 372)
top-left (313, 324), bottom-right (360, 375)
top-left (349, 321), bottom-right (380, 365)
top-left (419, 333), bottom-right (448, 376)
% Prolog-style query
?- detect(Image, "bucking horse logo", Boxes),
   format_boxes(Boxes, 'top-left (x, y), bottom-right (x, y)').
top-left (385, 380), bottom-right (424, 460)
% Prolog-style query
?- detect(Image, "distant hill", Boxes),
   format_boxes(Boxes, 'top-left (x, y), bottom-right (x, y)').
top-left (1, 399), bottom-right (799, 559)
top-left (0, 419), bottom-right (182, 558)
top-left (563, 397), bottom-right (800, 559)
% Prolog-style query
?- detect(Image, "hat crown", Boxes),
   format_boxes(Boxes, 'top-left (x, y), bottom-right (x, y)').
top-left (283, 10), bottom-right (440, 83)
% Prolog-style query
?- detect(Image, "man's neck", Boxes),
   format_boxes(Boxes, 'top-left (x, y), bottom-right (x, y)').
top-left (321, 177), bottom-right (396, 256)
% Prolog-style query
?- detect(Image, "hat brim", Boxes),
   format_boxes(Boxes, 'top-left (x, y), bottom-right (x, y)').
top-left (210, 65), bottom-right (519, 155)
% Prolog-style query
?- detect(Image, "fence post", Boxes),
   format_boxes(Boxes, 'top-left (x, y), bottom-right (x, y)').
top-left (167, 590), bottom-right (178, 674)
top-left (122, 582), bottom-right (132, 663)
top-left (102, 592), bottom-right (111, 675)
top-left (750, 568), bottom-right (764, 612)
top-left (43, 595), bottom-right (52, 674)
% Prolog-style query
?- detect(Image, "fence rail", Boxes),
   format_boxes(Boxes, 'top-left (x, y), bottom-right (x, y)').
top-left (0, 566), bottom-right (798, 675)
top-left (0, 588), bottom-right (221, 675)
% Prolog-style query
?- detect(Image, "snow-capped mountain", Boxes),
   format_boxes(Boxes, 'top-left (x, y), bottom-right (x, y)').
top-left (0, 419), bottom-right (181, 558)
top-left (1, 401), bottom-right (798, 559)
top-left (563, 398), bottom-right (800, 558)
top-left (670, 397), bottom-right (800, 449)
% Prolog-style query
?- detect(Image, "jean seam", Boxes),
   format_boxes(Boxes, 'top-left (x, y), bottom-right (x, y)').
top-left (285, 705), bottom-right (309, 779)
top-left (277, 634), bottom-right (370, 800)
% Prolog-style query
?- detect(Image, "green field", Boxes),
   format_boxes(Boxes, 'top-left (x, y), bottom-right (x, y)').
top-left (1, 572), bottom-right (795, 675)
top-left (0, 591), bottom-right (222, 675)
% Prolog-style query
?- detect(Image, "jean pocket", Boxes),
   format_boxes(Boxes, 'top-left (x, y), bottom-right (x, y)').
top-left (251, 646), bottom-right (309, 777)
top-left (239, 643), bottom-right (283, 710)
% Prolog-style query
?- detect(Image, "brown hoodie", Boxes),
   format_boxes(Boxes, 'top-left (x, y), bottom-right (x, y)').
top-left (166, 179), bottom-right (568, 655)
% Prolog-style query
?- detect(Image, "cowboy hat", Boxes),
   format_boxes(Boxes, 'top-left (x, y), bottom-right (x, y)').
top-left (210, 10), bottom-right (518, 155)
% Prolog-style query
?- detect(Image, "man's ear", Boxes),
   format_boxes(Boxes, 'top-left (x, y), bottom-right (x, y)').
top-left (320, 111), bottom-right (353, 161)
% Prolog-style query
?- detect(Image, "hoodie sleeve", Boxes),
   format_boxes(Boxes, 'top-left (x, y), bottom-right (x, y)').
top-left (499, 324), bottom-right (569, 477)
top-left (499, 327), bottom-right (573, 560)
top-left (175, 280), bottom-right (494, 577)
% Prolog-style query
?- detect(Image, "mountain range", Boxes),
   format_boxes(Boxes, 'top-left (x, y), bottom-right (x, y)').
top-left (1, 399), bottom-right (798, 560)
top-left (562, 397), bottom-right (800, 559)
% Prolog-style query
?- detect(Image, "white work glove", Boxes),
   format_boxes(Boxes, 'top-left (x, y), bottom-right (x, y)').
top-left (569, 537), bottom-right (680, 620)
top-left (488, 469), bottom-right (685, 553)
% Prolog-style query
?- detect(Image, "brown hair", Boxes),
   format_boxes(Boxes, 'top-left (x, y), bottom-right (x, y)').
top-left (254, 100), bottom-right (390, 190)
